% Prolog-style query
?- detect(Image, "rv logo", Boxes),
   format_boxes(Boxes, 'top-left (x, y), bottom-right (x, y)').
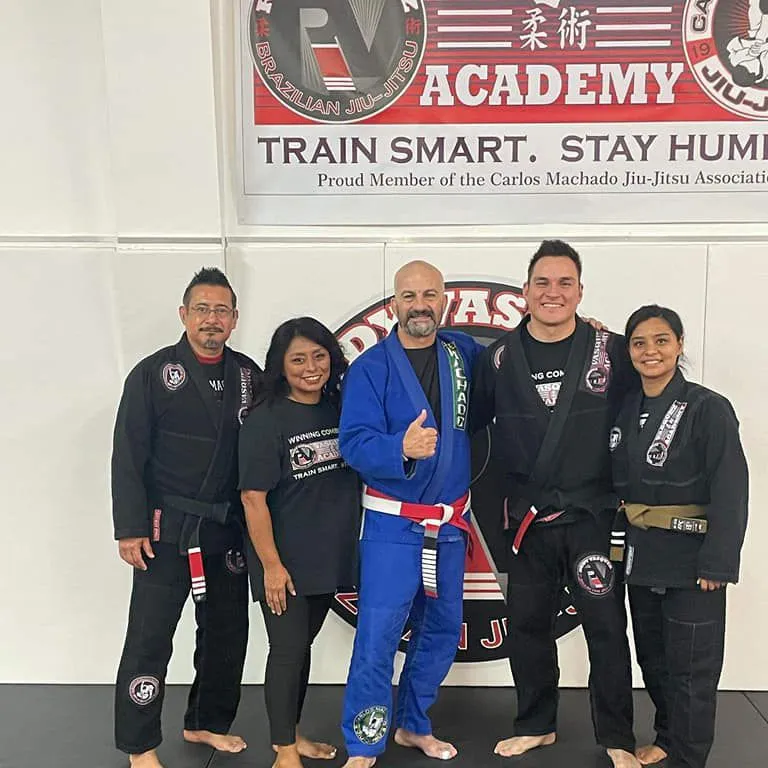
top-left (332, 281), bottom-right (583, 662)
top-left (248, 0), bottom-right (427, 124)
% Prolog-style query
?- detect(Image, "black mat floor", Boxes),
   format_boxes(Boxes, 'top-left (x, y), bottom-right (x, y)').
top-left (0, 686), bottom-right (765, 768)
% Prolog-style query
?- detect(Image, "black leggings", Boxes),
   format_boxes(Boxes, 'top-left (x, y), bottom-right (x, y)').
top-left (260, 593), bottom-right (333, 745)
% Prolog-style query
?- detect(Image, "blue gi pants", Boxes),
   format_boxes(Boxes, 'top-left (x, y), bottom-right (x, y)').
top-left (342, 537), bottom-right (465, 758)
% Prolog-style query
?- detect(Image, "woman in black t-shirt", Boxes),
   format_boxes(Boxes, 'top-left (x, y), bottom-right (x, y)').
top-left (239, 317), bottom-right (361, 768)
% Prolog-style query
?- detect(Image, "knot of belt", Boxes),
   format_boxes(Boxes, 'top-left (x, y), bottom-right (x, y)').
top-left (362, 486), bottom-right (471, 598)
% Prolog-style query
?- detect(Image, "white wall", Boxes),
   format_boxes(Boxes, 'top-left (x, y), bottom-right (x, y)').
top-left (0, 1), bottom-right (765, 690)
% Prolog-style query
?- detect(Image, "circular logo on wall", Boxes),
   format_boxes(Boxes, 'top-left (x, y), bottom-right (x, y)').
top-left (684, 0), bottom-right (768, 119)
top-left (248, 0), bottom-right (427, 124)
top-left (332, 281), bottom-right (582, 663)
top-left (128, 675), bottom-right (160, 706)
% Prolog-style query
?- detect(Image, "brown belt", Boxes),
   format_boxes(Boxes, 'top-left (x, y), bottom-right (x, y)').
top-left (623, 503), bottom-right (707, 533)
top-left (610, 504), bottom-right (707, 562)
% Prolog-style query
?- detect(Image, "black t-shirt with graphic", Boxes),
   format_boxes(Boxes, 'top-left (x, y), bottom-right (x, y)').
top-left (405, 344), bottom-right (441, 429)
top-left (196, 355), bottom-right (225, 403)
top-left (238, 396), bottom-right (361, 598)
top-left (520, 325), bottom-right (573, 411)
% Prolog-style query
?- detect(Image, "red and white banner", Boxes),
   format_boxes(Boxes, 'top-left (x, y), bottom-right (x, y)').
top-left (236, 0), bottom-right (768, 225)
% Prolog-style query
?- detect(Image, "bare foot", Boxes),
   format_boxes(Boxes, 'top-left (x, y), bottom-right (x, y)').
top-left (129, 750), bottom-right (163, 768)
top-left (607, 748), bottom-right (642, 768)
top-left (636, 745), bottom-right (668, 765)
top-left (493, 733), bottom-right (556, 757)
top-left (394, 728), bottom-right (457, 760)
top-left (272, 733), bottom-right (337, 760)
top-left (272, 744), bottom-right (304, 768)
top-left (183, 729), bottom-right (247, 753)
top-left (340, 758), bottom-right (376, 768)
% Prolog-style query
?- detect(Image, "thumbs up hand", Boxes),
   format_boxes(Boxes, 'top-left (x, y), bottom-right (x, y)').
top-left (402, 409), bottom-right (438, 459)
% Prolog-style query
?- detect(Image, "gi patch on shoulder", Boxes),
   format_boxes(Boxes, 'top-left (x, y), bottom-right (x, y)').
top-left (225, 549), bottom-right (247, 575)
top-left (161, 362), bottom-right (186, 391)
top-left (493, 344), bottom-right (505, 370)
top-left (353, 705), bottom-right (388, 745)
top-left (128, 675), bottom-right (160, 706)
top-left (609, 426), bottom-right (622, 452)
top-left (574, 553), bottom-right (615, 597)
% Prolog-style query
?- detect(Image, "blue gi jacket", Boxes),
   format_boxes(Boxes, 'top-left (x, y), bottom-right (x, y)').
top-left (340, 327), bottom-right (481, 543)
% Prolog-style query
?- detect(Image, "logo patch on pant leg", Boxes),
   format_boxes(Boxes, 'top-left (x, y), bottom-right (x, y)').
top-left (225, 549), bottom-right (247, 575)
top-left (128, 675), bottom-right (160, 706)
top-left (574, 553), bottom-right (615, 597)
top-left (353, 705), bottom-right (388, 745)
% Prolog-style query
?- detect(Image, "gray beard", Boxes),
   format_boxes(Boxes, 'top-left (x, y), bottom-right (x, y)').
top-left (201, 337), bottom-right (222, 350)
top-left (405, 317), bottom-right (437, 337)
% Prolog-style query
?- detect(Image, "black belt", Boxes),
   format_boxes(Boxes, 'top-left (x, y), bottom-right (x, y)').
top-left (160, 495), bottom-right (234, 603)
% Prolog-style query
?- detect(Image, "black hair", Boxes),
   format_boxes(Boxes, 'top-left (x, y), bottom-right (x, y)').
top-left (624, 304), bottom-right (684, 343)
top-left (527, 240), bottom-right (583, 282)
top-left (256, 317), bottom-right (348, 404)
top-left (182, 267), bottom-right (237, 309)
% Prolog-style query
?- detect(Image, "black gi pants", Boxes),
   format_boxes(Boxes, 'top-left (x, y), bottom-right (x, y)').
top-left (260, 593), bottom-right (333, 745)
top-left (629, 586), bottom-right (726, 768)
top-left (114, 543), bottom-right (249, 754)
top-left (505, 513), bottom-right (635, 752)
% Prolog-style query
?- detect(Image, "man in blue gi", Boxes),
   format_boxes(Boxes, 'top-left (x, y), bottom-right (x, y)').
top-left (339, 260), bottom-right (480, 768)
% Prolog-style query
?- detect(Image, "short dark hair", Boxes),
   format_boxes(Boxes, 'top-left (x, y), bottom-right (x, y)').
top-left (624, 304), bottom-right (684, 343)
top-left (527, 240), bottom-right (583, 282)
top-left (256, 317), bottom-right (348, 405)
top-left (182, 267), bottom-right (237, 309)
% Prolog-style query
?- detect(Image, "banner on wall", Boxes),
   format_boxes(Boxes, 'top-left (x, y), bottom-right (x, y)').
top-left (236, 0), bottom-right (768, 225)
top-left (331, 281), bottom-right (580, 662)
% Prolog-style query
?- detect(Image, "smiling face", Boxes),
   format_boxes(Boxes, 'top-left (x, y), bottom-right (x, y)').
top-left (283, 335), bottom-right (331, 404)
top-left (391, 261), bottom-right (447, 345)
top-left (523, 255), bottom-right (583, 331)
top-left (179, 284), bottom-right (238, 357)
top-left (628, 317), bottom-right (683, 386)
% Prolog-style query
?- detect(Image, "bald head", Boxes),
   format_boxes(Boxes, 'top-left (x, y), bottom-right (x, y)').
top-left (391, 260), bottom-right (447, 346)
top-left (394, 260), bottom-right (445, 295)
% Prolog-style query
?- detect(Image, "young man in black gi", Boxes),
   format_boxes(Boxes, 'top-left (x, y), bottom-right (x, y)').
top-left (471, 241), bottom-right (641, 768)
top-left (111, 268), bottom-right (260, 768)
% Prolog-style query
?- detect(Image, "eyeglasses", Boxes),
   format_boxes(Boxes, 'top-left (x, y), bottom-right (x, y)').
top-left (189, 305), bottom-right (234, 319)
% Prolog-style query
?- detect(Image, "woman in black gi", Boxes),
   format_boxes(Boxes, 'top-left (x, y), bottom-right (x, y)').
top-left (239, 317), bottom-right (361, 768)
top-left (611, 305), bottom-right (748, 768)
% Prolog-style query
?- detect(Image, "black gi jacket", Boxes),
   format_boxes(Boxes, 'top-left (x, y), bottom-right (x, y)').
top-left (111, 334), bottom-right (261, 551)
top-left (611, 370), bottom-right (749, 587)
top-left (471, 316), bottom-right (637, 523)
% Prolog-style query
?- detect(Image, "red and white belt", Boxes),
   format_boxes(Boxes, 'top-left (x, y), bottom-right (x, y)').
top-left (362, 485), bottom-right (471, 599)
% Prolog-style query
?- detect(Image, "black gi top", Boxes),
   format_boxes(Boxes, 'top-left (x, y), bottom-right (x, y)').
top-left (238, 396), bottom-right (361, 598)
top-left (471, 316), bottom-right (638, 525)
top-left (611, 370), bottom-right (749, 588)
top-left (111, 334), bottom-right (261, 553)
